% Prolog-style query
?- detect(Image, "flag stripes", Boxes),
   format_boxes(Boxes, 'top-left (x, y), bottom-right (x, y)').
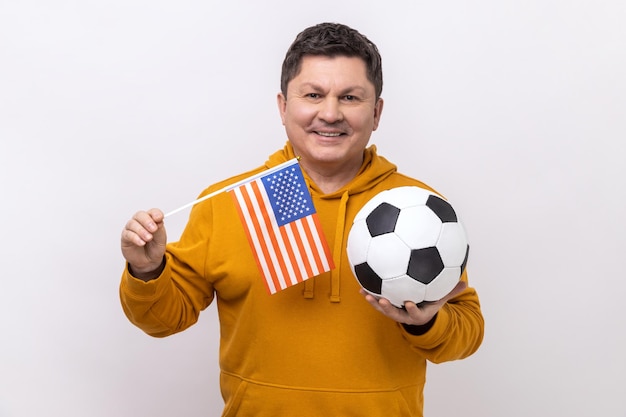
top-left (230, 161), bottom-right (334, 294)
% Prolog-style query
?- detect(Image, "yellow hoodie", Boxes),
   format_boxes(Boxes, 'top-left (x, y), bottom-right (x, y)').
top-left (120, 144), bottom-right (484, 417)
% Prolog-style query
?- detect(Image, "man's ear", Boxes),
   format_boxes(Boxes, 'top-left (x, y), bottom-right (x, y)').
top-left (372, 97), bottom-right (384, 131)
top-left (277, 92), bottom-right (287, 125)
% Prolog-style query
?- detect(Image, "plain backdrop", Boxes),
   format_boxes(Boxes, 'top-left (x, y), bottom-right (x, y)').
top-left (1, 1), bottom-right (625, 416)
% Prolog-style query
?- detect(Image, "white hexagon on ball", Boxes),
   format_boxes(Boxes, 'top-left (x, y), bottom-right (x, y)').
top-left (346, 219), bottom-right (372, 265)
top-left (395, 205), bottom-right (442, 249)
top-left (366, 233), bottom-right (411, 278)
top-left (378, 186), bottom-right (431, 210)
top-left (382, 275), bottom-right (427, 308)
top-left (436, 222), bottom-right (468, 266)
top-left (424, 267), bottom-right (462, 302)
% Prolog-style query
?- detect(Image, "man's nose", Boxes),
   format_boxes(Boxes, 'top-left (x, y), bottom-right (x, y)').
top-left (317, 98), bottom-right (343, 123)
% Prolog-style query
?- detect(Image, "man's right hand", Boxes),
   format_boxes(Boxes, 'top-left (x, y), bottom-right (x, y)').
top-left (121, 208), bottom-right (167, 280)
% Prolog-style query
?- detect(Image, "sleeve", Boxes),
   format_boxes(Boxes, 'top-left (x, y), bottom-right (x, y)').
top-left (398, 270), bottom-right (485, 363)
top-left (119, 195), bottom-right (217, 338)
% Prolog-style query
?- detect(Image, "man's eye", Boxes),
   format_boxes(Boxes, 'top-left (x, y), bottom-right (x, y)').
top-left (343, 95), bottom-right (356, 101)
top-left (307, 93), bottom-right (320, 99)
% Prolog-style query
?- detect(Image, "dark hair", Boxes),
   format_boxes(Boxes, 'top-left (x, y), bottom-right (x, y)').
top-left (280, 23), bottom-right (383, 100)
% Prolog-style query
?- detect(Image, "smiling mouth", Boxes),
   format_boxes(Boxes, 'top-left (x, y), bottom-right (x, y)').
top-left (315, 131), bottom-right (343, 137)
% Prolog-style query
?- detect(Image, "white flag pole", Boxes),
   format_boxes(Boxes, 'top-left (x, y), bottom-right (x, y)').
top-left (164, 158), bottom-right (299, 218)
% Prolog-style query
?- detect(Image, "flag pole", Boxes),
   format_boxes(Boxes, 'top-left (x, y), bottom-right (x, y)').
top-left (164, 158), bottom-right (299, 218)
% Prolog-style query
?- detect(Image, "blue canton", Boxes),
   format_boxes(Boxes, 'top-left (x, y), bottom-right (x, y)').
top-left (262, 164), bottom-right (315, 227)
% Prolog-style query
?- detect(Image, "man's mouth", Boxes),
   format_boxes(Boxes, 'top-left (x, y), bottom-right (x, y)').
top-left (315, 131), bottom-right (343, 137)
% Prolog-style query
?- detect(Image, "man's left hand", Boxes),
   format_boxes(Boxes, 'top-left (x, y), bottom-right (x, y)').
top-left (360, 280), bottom-right (467, 325)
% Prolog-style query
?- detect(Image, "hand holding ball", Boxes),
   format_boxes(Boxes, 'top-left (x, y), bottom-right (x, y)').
top-left (347, 186), bottom-right (469, 308)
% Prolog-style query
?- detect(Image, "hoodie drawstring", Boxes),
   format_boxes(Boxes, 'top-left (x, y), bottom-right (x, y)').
top-left (329, 191), bottom-right (349, 303)
top-left (302, 190), bottom-right (349, 302)
top-left (303, 276), bottom-right (315, 299)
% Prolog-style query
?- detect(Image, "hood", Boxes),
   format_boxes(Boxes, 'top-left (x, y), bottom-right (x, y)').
top-left (265, 142), bottom-right (397, 302)
top-left (266, 143), bottom-right (397, 196)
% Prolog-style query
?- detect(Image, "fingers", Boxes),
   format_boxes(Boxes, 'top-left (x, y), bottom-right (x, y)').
top-left (359, 280), bottom-right (469, 326)
top-left (403, 301), bottom-right (438, 325)
top-left (359, 289), bottom-right (416, 324)
top-left (121, 209), bottom-right (167, 274)
top-left (403, 281), bottom-right (468, 324)
top-left (121, 209), bottom-right (165, 247)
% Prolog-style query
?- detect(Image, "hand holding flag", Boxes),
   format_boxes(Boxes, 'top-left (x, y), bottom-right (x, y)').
top-left (164, 159), bottom-right (335, 294)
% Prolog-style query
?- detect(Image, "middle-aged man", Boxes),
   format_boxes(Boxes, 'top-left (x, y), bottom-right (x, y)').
top-left (119, 22), bottom-right (484, 417)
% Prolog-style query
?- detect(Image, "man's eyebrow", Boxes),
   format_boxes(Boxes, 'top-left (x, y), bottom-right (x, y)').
top-left (340, 86), bottom-right (368, 95)
top-left (297, 82), bottom-right (324, 91)
top-left (297, 82), bottom-right (368, 95)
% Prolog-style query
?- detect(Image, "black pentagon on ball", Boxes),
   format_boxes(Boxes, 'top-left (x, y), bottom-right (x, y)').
top-left (366, 202), bottom-right (401, 237)
top-left (407, 247), bottom-right (445, 285)
top-left (426, 195), bottom-right (457, 223)
top-left (354, 262), bottom-right (382, 294)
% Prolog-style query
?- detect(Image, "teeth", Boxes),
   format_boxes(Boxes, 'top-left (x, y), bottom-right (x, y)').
top-left (317, 132), bottom-right (342, 137)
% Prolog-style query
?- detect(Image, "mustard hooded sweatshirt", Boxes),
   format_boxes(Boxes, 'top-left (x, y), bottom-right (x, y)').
top-left (120, 144), bottom-right (484, 417)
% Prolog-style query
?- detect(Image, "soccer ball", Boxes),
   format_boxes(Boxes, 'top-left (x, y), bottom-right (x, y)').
top-left (347, 186), bottom-right (469, 308)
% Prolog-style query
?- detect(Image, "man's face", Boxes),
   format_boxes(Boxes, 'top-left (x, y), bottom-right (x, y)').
top-left (277, 55), bottom-right (383, 173)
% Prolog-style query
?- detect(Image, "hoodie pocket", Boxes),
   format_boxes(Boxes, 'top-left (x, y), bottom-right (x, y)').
top-left (219, 371), bottom-right (419, 417)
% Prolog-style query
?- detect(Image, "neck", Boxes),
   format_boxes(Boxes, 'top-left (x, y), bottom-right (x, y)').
top-left (300, 159), bottom-right (361, 194)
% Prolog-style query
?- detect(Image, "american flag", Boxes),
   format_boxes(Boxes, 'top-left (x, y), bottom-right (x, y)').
top-left (230, 159), bottom-right (334, 294)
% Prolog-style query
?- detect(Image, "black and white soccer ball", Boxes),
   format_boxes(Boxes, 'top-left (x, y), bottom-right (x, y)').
top-left (347, 186), bottom-right (469, 308)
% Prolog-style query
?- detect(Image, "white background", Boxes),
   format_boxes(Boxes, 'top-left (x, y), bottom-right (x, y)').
top-left (1, 1), bottom-right (625, 416)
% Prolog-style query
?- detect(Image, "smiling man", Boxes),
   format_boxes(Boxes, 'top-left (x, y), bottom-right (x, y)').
top-left (119, 23), bottom-right (484, 417)
top-left (278, 54), bottom-right (384, 193)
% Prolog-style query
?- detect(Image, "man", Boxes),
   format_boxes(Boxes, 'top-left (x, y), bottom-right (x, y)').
top-left (120, 22), bottom-right (484, 416)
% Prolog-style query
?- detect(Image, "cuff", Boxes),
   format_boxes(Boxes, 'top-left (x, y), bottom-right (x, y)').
top-left (402, 313), bottom-right (438, 336)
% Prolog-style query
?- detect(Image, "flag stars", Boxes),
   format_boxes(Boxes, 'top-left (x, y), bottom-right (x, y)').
top-left (264, 167), bottom-right (314, 224)
top-left (235, 161), bottom-right (332, 292)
